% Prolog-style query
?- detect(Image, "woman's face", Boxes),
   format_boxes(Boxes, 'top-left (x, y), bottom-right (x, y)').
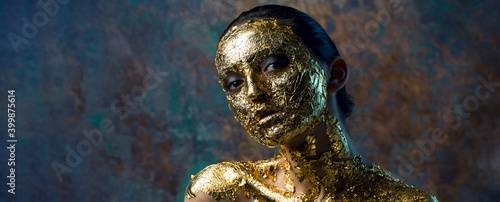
top-left (215, 18), bottom-right (327, 147)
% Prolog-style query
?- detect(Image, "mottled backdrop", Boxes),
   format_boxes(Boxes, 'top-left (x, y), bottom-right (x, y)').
top-left (0, 0), bottom-right (499, 201)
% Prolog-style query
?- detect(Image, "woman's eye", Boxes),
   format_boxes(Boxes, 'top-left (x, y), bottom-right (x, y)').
top-left (265, 64), bottom-right (279, 72)
top-left (262, 55), bottom-right (289, 74)
top-left (228, 80), bottom-right (243, 90)
top-left (224, 74), bottom-right (244, 92)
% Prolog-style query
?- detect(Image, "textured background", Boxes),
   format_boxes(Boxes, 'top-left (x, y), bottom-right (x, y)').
top-left (1, 0), bottom-right (499, 201)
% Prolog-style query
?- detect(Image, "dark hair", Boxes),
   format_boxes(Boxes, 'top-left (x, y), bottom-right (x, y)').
top-left (219, 5), bottom-right (354, 118)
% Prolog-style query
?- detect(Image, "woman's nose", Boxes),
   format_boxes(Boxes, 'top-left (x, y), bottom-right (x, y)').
top-left (247, 75), bottom-right (268, 104)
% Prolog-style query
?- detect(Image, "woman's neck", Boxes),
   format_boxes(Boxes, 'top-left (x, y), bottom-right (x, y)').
top-left (282, 110), bottom-right (352, 173)
top-left (279, 107), bottom-right (373, 197)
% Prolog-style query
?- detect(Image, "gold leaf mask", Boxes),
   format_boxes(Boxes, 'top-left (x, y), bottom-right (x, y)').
top-left (215, 18), bottom-right (328, 147)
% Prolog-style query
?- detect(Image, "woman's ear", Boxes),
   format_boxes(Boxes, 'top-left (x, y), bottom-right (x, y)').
top-left (326, 56), bottom-right (349, 93)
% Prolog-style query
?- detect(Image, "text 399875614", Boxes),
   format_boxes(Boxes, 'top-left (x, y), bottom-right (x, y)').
top-left (7, 90), bottom-right (17, 195)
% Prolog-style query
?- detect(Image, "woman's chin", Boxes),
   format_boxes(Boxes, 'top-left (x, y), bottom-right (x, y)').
top-left (250, 129), bottom-right (293, 148)
top-left (245, 118), bottom-right (307, 147)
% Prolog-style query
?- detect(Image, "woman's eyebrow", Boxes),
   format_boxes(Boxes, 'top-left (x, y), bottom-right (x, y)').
top-left (261, 54), bottom-right (287, 66)
top-left (218, 46), bottom-right (286, 74)
top-left (218, 64), bottom-right (240, 77)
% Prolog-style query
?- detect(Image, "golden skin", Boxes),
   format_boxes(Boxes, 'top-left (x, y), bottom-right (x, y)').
top-left (185, 18), bottom-right (438, 201)
top-left (215, 18), bottom-right (327, 147)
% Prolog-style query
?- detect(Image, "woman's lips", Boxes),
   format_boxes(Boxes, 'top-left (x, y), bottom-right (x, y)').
top-left (260, 110), bottom-right (276, 119)
top-left (257, 110), bottom-right (282, 126)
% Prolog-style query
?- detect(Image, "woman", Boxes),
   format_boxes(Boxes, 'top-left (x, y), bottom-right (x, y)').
top-left (185, 5), bottom-right (437, 201)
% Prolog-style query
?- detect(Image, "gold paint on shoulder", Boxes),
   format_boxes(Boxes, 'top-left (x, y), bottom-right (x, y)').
top-left (185, 162), bottom-right (247, 200)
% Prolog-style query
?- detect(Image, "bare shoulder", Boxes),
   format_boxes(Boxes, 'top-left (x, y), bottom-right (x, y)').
top-left (365, 163), bottom-right (439, 201)
top-left (185, 162), bottom-right (249, 201)
top-left (388, 185), bottom-right (439, 201)
top-left (378, 169), bottom-right (438, 201)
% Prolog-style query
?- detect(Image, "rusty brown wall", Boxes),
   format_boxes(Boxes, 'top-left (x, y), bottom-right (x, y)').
top-left (1, 0), bottom-right (499, 201)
